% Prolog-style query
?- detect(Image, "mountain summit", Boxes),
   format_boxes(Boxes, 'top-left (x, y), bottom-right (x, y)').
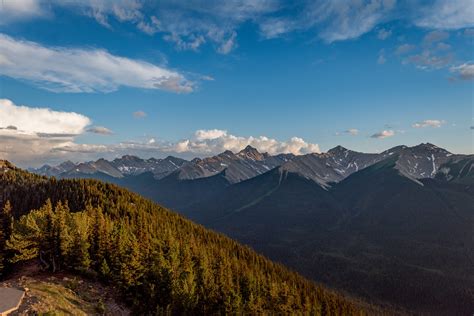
top-left (237, 145), bottom-right (266, 161)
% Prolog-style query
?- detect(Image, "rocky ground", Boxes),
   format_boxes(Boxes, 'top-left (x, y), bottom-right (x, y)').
top-left (1, 262), bottom-right (130, 315)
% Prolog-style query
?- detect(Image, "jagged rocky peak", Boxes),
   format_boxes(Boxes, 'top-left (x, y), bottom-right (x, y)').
top-left (118, 154), bottom-right (143, 162)
top-left (327, 145), bottom-right (350, 155)
top-left (238, 145), bottom-right (265, 160)
top-left (191, 157), bottom-right (202, 164)
top-left (58, 160), bottom-right (76, 169)
top-left (164, 155), bottom-right (187, 164)
top-left (222, 150), bottom-right (235, 156)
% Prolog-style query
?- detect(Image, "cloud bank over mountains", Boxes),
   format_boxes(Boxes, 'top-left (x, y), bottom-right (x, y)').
top-left (0, 99), bottom-right (320, 166)
top-left (0, 98), bottom-right (460, 166)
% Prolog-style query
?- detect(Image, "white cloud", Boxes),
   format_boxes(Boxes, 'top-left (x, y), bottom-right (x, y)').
top-left (404, 50), bottom-right (453, 70)
top-left (58, 0), bottom-right (278, 54)
top-left (336, 129), bottom-right (359, 136)
top-left (422, 30), bottom-right (449, 45)
top-left (87, 126), bottom-right (113, 135)
top-left (412, 119), bottom-right (446, 128)
top-left (395, 43), bottom-right (415, 55)
top-left (259, 18), bottom-right (296, 39)
top-left (0, 101), bottom-right (320, 166)
top-left (304, 0), bottom-right (397, 43)
top-left (370, 130), bottom-right (395, 139)
top-left (195, 129), bottom-right (228, 141)
top-left (3, 0), bottom-right (473, 54)
top-left (217, 31), bottom-right (237, 55)
top-left (0, 0), bottom-right (45, 25)
top-left (377, 49), bottom-right (386, 64)
top-left (464, 29), bottom-right (474, 37)
top-left (0, 99), bottom-right (93, 166)
top-left (415, 0), bottom-right (474, 29)
top-left (49, 130), bottom-right (321, 163)
top-left (169, 129), bottom-right (320, 155)
top-left (450, 63), bottom-right (474, 80)
top-left (0, 99), bottom-right (90, 135)
top-left (377, 28), bottom-right (392, 40)
top-left (133, 111), bottom-right (147, 118)
top-left (346, 129), bottom-right (359, 136)
top-left (0, 33), bottom-right (193, 93)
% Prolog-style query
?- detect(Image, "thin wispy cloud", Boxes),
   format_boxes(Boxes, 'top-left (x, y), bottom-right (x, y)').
top-left (377, 49), bottom-right (387, 64)
top-left (0, 33), bottom-right (194, 93)
top-left (3, 0), bottom-right (473, 53)
top-left (133, 111), bottom-right (147, 119)
top-left (377, 28), bottom-right (392, 40)
top-left (395, 44), bottom-right (415, 55)
top-left (422, 31), bottom-right (449, 45)
top-left (450, 63), bottom-right (474, 81)
top-left (87, 126), bottom-right (114, 135)
top-left (336, 129), bottom-right (359, 136)
top-left (414, 0), bottom-right (474, 29)
top-left (412, 120), bottom-right (446, 128)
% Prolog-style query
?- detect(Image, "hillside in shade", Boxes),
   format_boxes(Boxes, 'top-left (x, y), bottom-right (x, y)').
top-left (186, 149), bottom-right (474, 315)
top-left (27, 143), bottom-right (474, 314)
top-left (0, 160), bottom-right (365, 315)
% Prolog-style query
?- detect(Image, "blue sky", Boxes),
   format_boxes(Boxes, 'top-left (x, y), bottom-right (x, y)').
top-left (0, 0), bottom-right (473, 166)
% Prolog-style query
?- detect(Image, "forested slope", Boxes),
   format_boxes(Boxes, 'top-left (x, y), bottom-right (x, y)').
top-left (0, 160), bottom-right (364, 315)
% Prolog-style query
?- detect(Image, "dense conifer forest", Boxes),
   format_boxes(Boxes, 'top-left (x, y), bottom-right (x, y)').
top-left (0, 161), bottom-right (363, 315)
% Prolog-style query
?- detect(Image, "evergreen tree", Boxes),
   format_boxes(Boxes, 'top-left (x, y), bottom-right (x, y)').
top-left (0, 200), bottom-right (13, 275)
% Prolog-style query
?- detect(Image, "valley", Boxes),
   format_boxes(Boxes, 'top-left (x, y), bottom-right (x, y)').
top-left (30, 143), bottom-right (474, 314)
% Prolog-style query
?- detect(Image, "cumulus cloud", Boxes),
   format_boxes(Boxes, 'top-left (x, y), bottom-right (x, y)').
top-left (195, 129), bottom-right (228, 141)
top-left (450, 63), bottom-right (474, 80)
top-left (133, 111), bottom-right (147, 118)
top-left (48, 129), bottom-right (321, 164)
top-left (412, 119), bottom-right (446, 128)
top-left (170, 129), bottom-right (320, 155)
top-left (0, 99), bottom-right (90, 135)
top-left (370, 130), bottom-right (395, 139)
top-left (0, 33), bottom-right (193, 93)
top-left (87, 126), bottom-right (113, 135)
top-left (0, 99), bottom-right (92, 166)
top-left (0, 102), bottom-right (320, 166)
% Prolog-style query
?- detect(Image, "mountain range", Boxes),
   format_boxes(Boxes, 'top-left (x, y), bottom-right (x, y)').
top-left (30, 143), bottom-right (474, 314)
